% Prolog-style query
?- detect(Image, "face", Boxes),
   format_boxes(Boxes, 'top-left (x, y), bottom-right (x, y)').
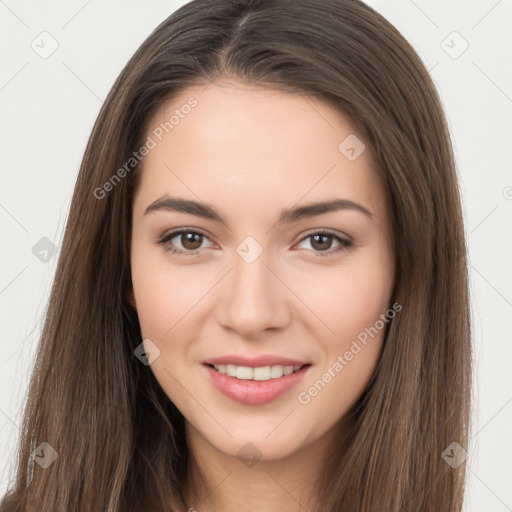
top-left (130, 80), bottom-right (395, 461)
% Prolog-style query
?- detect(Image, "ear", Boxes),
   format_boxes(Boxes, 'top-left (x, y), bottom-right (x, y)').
top-left (128, 288), bottom-right (137, 310)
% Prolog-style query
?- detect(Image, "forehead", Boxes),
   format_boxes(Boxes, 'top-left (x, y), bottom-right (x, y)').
top-left (134, 80), bottom-right (387, 223)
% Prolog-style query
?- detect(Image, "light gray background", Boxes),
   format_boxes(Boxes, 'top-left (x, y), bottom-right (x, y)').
top-left (1, 1), bottom-right (511, 510)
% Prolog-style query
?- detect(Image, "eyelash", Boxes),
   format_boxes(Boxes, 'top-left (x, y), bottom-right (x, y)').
top-left (156, 228), bottom-right (352, 258)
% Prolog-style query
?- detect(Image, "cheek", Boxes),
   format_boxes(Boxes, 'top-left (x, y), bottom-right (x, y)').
top-left (130, 241), bottom-right (207, 339)
top-left (294, 253), bottom-right (394, 345)
top-left (131, 260), bottom-right (205, 400)
top-left (311, 255), bottom-right (393, 405)
top-left (295, 263), bottom-right (392, 418)
top-left (131, 265), bottom-right (175, 338)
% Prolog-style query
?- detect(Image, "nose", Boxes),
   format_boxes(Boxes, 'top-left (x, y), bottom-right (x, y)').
top-left (215, 249), bottom-right (292, 337)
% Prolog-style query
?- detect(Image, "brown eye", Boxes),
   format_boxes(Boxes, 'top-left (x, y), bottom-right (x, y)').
top-left (157, 229), bottom-right (214, 256)
top-left (310, 234), bottom-right (333, 251)
top-left (179, 232), bottom-right (203, 251)
top-left (296, 231), bottom-right (352, 256)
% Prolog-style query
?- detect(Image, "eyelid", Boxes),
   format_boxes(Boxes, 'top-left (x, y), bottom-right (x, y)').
top-left (298, 227), bottom-right (351, 241)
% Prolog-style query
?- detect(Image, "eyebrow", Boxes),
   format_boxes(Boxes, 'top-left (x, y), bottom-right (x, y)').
top-left (144, 195), bottom-right (374, 225)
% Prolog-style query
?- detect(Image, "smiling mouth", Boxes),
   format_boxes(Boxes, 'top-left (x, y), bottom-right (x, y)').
top-left (205, 363), bottom-right (310, 381)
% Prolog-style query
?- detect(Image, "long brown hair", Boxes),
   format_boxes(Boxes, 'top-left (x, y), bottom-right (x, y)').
top-left (1, 0), bottom-right (472, 510)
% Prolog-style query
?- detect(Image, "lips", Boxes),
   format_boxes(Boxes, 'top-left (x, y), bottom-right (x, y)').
top-left (201, 354), bottom-right (312, 405)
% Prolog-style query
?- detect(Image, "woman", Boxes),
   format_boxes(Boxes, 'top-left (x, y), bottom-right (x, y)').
top-left (1, 0), bottom-right (472, 510)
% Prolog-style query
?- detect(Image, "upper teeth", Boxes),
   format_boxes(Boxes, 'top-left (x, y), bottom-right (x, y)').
top-left (213, 364), bottom-right (302, 381)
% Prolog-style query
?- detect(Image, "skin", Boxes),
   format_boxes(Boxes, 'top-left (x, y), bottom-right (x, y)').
top-left (129, 79), bottom-right (396, 512)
